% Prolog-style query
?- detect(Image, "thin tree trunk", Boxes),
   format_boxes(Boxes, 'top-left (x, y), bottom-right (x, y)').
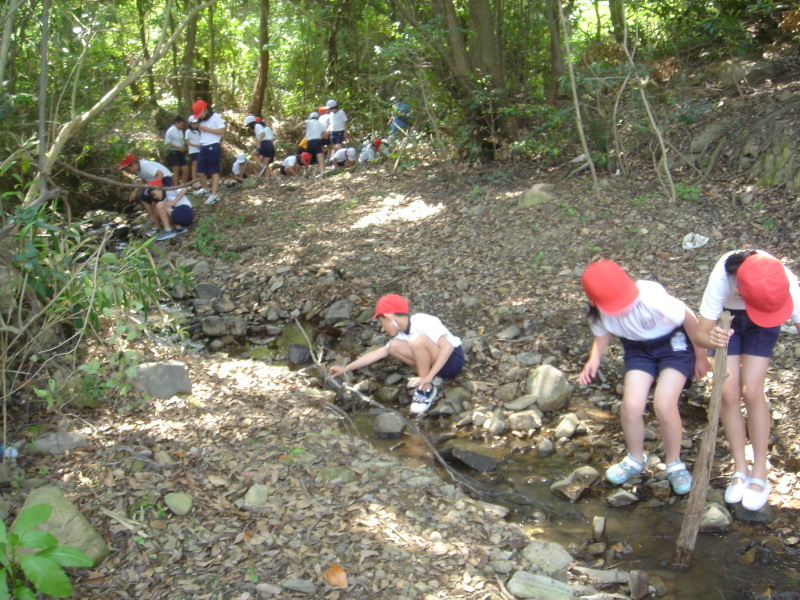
top-left (136, 0), bottom-right (158, 107)
top-left (0, 0), bottom-right (24, 87)
top-left (545, 0), bottom-right (565, 105)
top-left (432, 0), bottom-right (472, 91)
top-left (180, 0), bottom-right (198, 110)
top-left (249, 0), bottom-right (270, 115)
top-left (609, 0), bottom-right (626, 44)
top-left (208, 2), bottom-right (216, 104)
top-left (467, 0), bottom-right (503, 90)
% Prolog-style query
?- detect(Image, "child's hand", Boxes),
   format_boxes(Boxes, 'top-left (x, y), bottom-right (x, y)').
top-left (579, 358), bottom-right (599, 386)
top-left (694, 354), bottom-right (711, 380)
top-left (710, 326), bottom-right (734, 348)
top-left (329, 365), bottom-right (346, 377)
top-left (407, 375), bottom-right (431, 390)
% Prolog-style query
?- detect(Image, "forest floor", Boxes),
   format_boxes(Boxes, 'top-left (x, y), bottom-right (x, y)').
top-left (7, 89), bottom-right (800, 599)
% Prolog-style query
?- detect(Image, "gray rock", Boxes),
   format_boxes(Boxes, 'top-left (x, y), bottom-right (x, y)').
top-left (165, 492), bottom-right (193, 515)
top-left (515, 351), bottom-right (542, 366)
top-left (323, 299), bottom-right (355, 324)
top-left (508, 410), bottom-right (543, 431)
top-left (550, 465), bottom-right (600, 502)
top-left (494, 382), bottom-right (518, 402)
top-left (281, 578), bottom-right (317, 594)
top-left (201, 315), bottom-right (246, 337)
top-left (0, 496), bottom-right (10, 519)
top-left (468, 204), bottom-right (487, 216)
top-left (212, 297), bottom-right (236, 313)
top-left (700, 502), bottom-right (732, 531)
top-left (504, 394), bottom-right (538, 411)
top-left (243, 484), bottom-right (270, 509)
top-left (484, 408), bottom-right (508, 435)
top-left (526, 365), bottom-right (573, 412)
top-left (440, 440), bottom-right (499, 472)
top-left (554, 413), bottom-right (579, 439)
top-left (506, 571), bottom-right (572, 600)
top-left (193, 283), bottom-right (221, 299)
top-left (317, 466), bottom-right (357, 484)
top-left (193, 261), bottom-right (211, 275)
top-left (288, 344), bottom-right (313, 364)
top-left (521, 540), bottom-right (573, 574)
top-left (133, 360), bottom-right (192, 399)
top-left (629, 570), bottom-right (649, 600)
top-left (33, 432), bottom-right (89, 455)
top-left (518, 188), bottom-right (554, 208)
top-left (572, 566), bottom-right (629, 585)
top-left (730, 501), bottom-right (773, 522)
top-left (373, 412), bottom-right (405, 437)
top-left (461, 296), bottom-right (479, 309)
top-left (607, 489), bottom-right (639, 506)
top-left (19, 486), bottom-right (110, 565)
top-left (497, 325), bottom-right (521, 340)
top-left (376, 386), bottom-right (400, 403)
top-left (154, 451), bottom-right (174, 465)
top-left (538, 438), bottom-right (555, 457)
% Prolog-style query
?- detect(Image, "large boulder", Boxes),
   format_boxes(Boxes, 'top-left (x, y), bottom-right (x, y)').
top-left (133, 361), bottom-right (192, 399)
top-left (526, 365), bottom-right (573, 412)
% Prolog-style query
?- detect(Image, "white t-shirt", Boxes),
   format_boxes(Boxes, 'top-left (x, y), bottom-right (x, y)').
top-left (589, 280), bottom-right (687, 341)
top-left (331, 148), bottom-right (348, 162)
top-left (359, 146), bottom-right (376, 163)
top-left (137, 160), bottom-right (172, 181)
top-left (389, 313), bottom-right (462, 348)
top-left (305, 118), bottom-right (325, 140)
top-left (232, 160), bottom-right (247, 176)
top-left (282, 155), bottom-right (298, 167)
top-left (699, 250), bottom-right (800, 323)
top-left (319, 114), bottom-right (331, 131)
top-left (184, 128), bottom-right (202, 153)
top-left (329, 109), bottom-right (348, 132)
top-left (165, 125), bottom-right (185, 151)
top-left (165, 189), bottom-right (192, 209)
top-left (254, 123), bottom-right (274, 142)
top-left (199, 112), bottom-right (225, 145)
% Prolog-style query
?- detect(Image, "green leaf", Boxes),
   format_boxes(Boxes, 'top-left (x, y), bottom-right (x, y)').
top-left (0, 545), bottom-right (9, 568)
top-left (37, 546), bottom-right (92, 568)
top-left (11, 585), bottom-right (35, 600)
top-left (0, 520), bottom-right (6, 544)
top-left (18, 531), bottom-right (57, 550)
top-left (10, 505), bottom-right (51, 536)
top-left (18, 555), bottom-right (72, 597)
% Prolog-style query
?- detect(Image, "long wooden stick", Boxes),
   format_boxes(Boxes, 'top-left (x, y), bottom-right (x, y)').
top-left (674, 311), bottom-right (733, 567)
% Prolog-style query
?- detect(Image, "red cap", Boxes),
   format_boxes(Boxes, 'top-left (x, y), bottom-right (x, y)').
top-left (118, 153), bottom-right (137, 169)
top-left (192, 99), bottom-right (208, 118)
top-left (372, 138), bottom-right (382, 147)
top-left (372, 294), bottom-right (409, 320)
top-left (147, 178), bottom-right (163, 187)
top-left (300, 152), bottom-right (312, 165)
top-left (737, 254), bottom-right (793, 327)
top-left (581, 260), bottom-right (639, 315)
top-left (318, 107), bottom-right (328, 114)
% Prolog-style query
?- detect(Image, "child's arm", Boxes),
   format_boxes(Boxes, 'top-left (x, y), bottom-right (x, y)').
top-left (329, 346), bottom-right (390, 377)
top-left (579, 333), bottom-right (611, 386)
top-left (681, 307), bottom-right (711, 380)
top-left (694, 316), bottom-right (734, 350)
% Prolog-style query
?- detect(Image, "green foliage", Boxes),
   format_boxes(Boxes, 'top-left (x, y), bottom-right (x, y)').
top-left (189, 214), bottom-right (242, 261)
top-left (500, 104), bottom-right (575, 161)
top-left (0, 504), bottom-right (92, 599)
top-left (674, 182), bottom-right (701, 201)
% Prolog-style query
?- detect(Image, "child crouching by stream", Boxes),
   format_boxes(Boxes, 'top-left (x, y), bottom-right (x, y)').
top-left (578, 260), bottom-right (709, 494)
top-left (328, 294), bottom-right (464, 415)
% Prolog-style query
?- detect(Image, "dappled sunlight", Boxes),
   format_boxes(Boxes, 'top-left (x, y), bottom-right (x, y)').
top-left (351, 193), bottom-right (445, 229)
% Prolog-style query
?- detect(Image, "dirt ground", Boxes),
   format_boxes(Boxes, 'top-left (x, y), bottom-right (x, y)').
top-left (6, 97), bottom-right (800, 598)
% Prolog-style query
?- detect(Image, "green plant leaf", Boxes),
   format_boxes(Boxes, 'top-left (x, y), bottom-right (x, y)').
top-left (18, 531), bottom-right (57, 550)
top-left (10, 505), bottom-right (51, 536)
top-left (11, 585), bottom-right (35, 600)
top-left (18, 555), bottom-right (72, 597)
top-left (0, 568), bottom-right (8, 600)
top-left (37, 546), bottom-right (92, 568)
top-left (0, 520), bottom-right (6, 544)
top-left (0, 545), bottom-right (9, 569)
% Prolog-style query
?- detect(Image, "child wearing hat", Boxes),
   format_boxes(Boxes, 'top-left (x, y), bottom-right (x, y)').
top-left (280, 152), bottom-right (311, 178)
top-left (330, 147), bottom-right (357, 169)
top-left (145, 179), bottom-right (193, 241)
top-left (244, 115), bottom-right (277, 179)
top-left (118, 153), bottom-right (174, 234)
top-left (304, 111), bottom-right (326, 176)
top-left (358, 138), bottom-right (389, 163)
top-left (192, 99), bottom-right (226, 205)
top-left (184, 116), bottom-right (202, 187)
top-left (231, 153), bottom-right (253, 185)
top-left (325, 99), bottom-right (348, 156)
top-left (328, 294), bottom-right (465, 415)
top-left (164, 115), bottom-right (189, 185)
top-left (579, 260), bottom-right (709, 494)
top-left (695, 250), bottom-right (800, 511)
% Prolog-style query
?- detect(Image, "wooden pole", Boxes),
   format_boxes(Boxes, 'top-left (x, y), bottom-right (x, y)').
top-left (673, 311), bottom-right (733, 568)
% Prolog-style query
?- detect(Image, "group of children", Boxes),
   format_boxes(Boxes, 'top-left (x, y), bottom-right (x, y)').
top-left (329, 251), bottom-right (800, 513)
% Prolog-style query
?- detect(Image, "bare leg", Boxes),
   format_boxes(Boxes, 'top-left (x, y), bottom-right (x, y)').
top-left (651, 368), bottom-right (689, 464)
top-left (740, 354), bottom-right (772, 491)
top-left (154, 202), bottom-right (173, 230)
top-left (719, 356), bottom-right (748, 480)
top-left (620, 370), bottom-right (655, 463)
top-left (140, 201), bottom-right (159, 227)
top-left (210, 173), bottom-right (220, 196)
top-left (198, 172), bottom-right (211, 193)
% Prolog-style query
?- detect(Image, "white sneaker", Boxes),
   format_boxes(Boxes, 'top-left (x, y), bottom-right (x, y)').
top-left (193, 189), bottom-right (210, 196)
top-left (204, 195), bottom-right (219, 205)
top-left (409, 386), bottom-right (437, 415)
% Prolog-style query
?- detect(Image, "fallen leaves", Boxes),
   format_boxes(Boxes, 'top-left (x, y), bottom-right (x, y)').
top-left (322, 563), bottom-right (348, 589)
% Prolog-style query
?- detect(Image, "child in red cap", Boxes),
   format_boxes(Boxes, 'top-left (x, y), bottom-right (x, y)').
top-left (696, 250), bottom-right (800, 511)
top-left (328, 294), bottom-right (464, 415)
top-left (579, 260), bottom-right (709, 494)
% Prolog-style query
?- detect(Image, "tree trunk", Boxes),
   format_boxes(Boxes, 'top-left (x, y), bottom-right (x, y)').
top-left (208, 2), bottom-right (216, 105)
top-left (180, 0), bottom-right (198, 110)
top-left (467, 0), bottom-right (504, 90)
top-left (0, 0), bottom-right (25, 88)
top-left (432, 0), bottom-right (472, 92)
top-left (135, 0), bottom-right (158, 107)
top-left (545, 0), bottom-right (565, 105)
top-left (609, 0), bottom-right (626, 44)
top-left (249, 0), bottom-right (270, 115)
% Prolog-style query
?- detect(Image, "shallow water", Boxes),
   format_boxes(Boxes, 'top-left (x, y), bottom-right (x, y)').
top-left (356, 415), bottom-right (799, 600)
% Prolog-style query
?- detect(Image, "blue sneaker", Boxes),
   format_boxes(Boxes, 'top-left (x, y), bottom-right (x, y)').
top-left (409, 386), bottom-right (437, 415)
top-left (666, 461), bottom-right (692, 495)
top-left (155, 229), bottom-right (178, 241)
top-left (605, 454), bottom-right (645, 485)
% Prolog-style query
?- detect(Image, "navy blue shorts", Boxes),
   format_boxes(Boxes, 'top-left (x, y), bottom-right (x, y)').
top-left (330, 131), bottom-right (345, 145)
top-left (280, 165), bottom-right (289, 176)
top-left (257, 140), bottom-right (275, 160)
top-left (306, 139), bottom-right (324, 156)
top-left (725, 309), bottom-right (780, 357)
top-left (436, 345), bottom-right (465, 379)
top-left (166, 150), bottom-right (187, 168)
top-left (188, 153), bottom-right (198, 161)
top-left (335, 160), bottom-right (347, 168)
top-left (198, 143), bottom-right (221, 174)
top-left (171, 205), bottom-right (193, 227)
top-left (620, 327), bottom-right (694, 379)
